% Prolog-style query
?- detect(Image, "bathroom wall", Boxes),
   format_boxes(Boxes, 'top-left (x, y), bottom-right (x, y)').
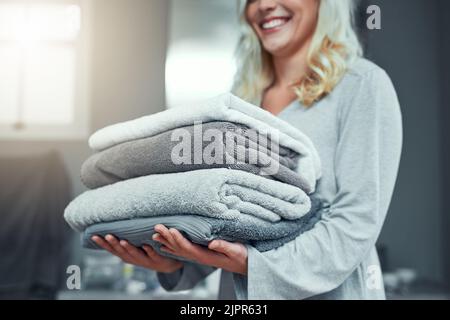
top-left (437, 0), bottom-right (450, 289)
top-left (364, 0), bottom-right (446, 284)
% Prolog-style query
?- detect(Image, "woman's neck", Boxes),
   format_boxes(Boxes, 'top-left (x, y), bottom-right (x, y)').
top-left (272, 38), bottom-right (312, 88)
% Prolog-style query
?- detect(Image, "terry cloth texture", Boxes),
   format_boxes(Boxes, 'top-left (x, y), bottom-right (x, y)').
top-left (88, 92), bottom-right (321, 194)
top-left (82, 197), bottom-right (323, 257)
top-left (64, 168), bottom-right (311, 232)
top-left (81, 121), bottom-right (310, 191)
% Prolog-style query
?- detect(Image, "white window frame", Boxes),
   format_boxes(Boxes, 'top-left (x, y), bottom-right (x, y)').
top-left (0, 0), bottom-right (91, 141)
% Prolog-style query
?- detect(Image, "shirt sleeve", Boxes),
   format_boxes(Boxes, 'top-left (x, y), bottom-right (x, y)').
top-left (235, 68), bottom-right (403, 299)
top-left (157, 262), bottom-right (217, 291)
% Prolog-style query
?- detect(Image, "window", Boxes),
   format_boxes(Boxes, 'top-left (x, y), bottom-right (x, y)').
top-left (0, 0), bottom-right (91, 140)
top-left (165, 0), bottom-right (239, 108)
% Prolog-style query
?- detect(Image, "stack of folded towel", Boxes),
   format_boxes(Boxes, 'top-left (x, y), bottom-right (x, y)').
top-left (64, 92), bottom-right (323, 259)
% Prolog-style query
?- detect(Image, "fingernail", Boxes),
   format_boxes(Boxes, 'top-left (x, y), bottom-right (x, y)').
top-left (209, 241), bottom-right (218, 249)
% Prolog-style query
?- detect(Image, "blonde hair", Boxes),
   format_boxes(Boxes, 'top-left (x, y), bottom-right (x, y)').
top-left (232, 0), bottom-right (363, 107)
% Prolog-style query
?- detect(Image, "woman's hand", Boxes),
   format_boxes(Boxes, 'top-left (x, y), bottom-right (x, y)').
top-left (152, 224), bottom-right (248, 275)
top-left (91, 235), bottom-right (183, 274)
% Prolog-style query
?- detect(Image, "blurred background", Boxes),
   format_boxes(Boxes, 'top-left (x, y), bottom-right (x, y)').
top-left (0, 0), bottom-right (449, 300)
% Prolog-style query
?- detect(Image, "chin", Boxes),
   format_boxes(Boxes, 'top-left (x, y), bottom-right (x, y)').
top-left (262, 40), bottom-right (293, 56)
top-left (259, 28), bottom-right (297, 55)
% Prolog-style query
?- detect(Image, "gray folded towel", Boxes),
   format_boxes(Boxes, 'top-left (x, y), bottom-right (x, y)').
top-left (82, 197), bottom-right (323, 258)
top-left (80, 121), bottom-right (310, 191)
top-left (88, 93), bottom-right (322, 194)
top-left (64, 168), bottom-right (311, 232)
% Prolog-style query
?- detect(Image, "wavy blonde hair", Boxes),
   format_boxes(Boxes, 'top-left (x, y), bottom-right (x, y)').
top-left (232, 0), bottom-right (363, 107)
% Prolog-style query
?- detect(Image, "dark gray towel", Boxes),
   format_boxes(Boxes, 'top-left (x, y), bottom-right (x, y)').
top-left (82, 197), bottom-right (323, 259)
top-left (81, 121), bottom-right (311, 192)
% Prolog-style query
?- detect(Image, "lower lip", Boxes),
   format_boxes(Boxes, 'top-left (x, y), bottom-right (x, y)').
top-left (260, 19), bottom-right (291, 34)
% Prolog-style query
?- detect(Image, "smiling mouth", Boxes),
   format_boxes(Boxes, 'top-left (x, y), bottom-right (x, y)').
top-left (260, 17), bottom-right (291, 32)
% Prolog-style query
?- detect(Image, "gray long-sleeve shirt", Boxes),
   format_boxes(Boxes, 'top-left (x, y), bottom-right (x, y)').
top-left (157, 58), bottom-right (403, 300)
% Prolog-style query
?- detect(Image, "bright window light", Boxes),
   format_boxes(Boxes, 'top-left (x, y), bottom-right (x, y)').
top-left (0, 4), bottom-right (80, 45)
top-left (165, 40), bottom-right (236, 108)
top-left (23, 46), bottom-right (76, 124)
top-left (165, 0), bottom-right (240, 109)
top-left (0, 46), bottom-right (20, 123)
top-left (0, 1), bottom-right (83, 129)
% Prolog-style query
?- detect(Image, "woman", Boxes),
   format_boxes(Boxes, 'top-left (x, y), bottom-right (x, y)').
top-left (92, 0), bottom-right (403, 299)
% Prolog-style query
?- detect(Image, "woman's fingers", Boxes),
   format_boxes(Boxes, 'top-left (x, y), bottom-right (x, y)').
top-left (208, 240), bottom-right (248, 275)
top-left (154, 225), bottom-right (178, 250)
top-left (120, 240), bottom-right (147, 260)
top-left (142, 244), bottom-right (162, 261)
top-left (170, 228), bottom-right (194, 251)
top-left (143, 244), bottom-right (179, 263)
top-left (92, 235), bottom-right (135, 263)
top-left (95, 227), bottom-right (239, 272)
top-left (92, 235), bottom-right (117, 254)
top-left (104, 235), bottom-right (133, 261)
top-left (208, 240), bottom-right (240, 258)
top-left (152, 233), bottom-right (173, 249)
top-left (169, 228), bottom-right (223, 264)
top-left (92, 236), bottom-right (185, 273)
top-left (146, 245), bottom-right (184, 272)
top-left (160, 245), bottom-right (177, 255)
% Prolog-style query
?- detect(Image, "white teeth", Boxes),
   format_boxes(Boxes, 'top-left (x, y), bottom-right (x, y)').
top-left (261, 18), bottom-right (288, 30)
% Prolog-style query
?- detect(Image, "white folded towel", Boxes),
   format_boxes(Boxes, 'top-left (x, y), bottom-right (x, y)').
top-left (88, 92), bottom-right (321, 192)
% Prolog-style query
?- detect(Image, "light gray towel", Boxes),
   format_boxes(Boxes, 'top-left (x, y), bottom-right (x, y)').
top-left (81, 121), bottom-right (311, 192)
top-left (88, 92), bottom-right (321, 194)
top-left (82, 197), bottom-right (323, 258)
top-left (64, 168), bottom-right (311, 232)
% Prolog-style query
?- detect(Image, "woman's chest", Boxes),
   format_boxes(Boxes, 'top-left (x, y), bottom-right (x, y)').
top-left (262, 87), bottom-right (299, 116)
top-left (277, 99), bottom-right (341, 196)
